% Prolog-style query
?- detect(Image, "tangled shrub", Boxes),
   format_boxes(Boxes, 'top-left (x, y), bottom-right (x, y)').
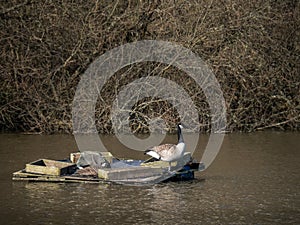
top-left (0, 0), bottom-right (299, 133)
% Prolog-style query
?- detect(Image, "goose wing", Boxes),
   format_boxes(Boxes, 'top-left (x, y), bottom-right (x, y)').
top-left (145, 144), bottom-right (176, 160)
top-left (149, 144), bottom-right (174, 152)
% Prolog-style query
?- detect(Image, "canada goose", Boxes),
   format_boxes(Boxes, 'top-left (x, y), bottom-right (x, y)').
top-left (144, 124), bottom-right (186, 171)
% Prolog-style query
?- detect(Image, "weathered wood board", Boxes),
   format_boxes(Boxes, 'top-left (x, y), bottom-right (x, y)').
top-left (25, 159), bottom-right (77, 176)
top-left (98, 166), bottom-right (164, 180)
top-left (12, 170), bottom-right (105, 183)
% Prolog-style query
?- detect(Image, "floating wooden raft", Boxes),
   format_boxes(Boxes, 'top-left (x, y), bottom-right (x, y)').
top-left (98, 152), bottom-right (193, 181)
top-left (12, 151), bottom-right (204, 184)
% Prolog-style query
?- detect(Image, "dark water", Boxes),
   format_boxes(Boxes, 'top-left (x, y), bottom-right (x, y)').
top-left (0, 132), bottom-right (299, 225)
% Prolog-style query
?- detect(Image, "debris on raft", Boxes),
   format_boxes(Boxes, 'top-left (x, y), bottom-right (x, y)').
top-left (12, 151), bottom-right (205, 185)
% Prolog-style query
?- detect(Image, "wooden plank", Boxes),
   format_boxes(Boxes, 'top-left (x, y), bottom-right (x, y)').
top-left (12, 173), bottom-right (105, 183)
top-left (26, 163), bottom-right (59, 176)
top-left (98, 166), bottom-right (163, 180)
top-left (25, 159), bottom-right (76, 176)
top-left (63, 176), bottom-right (105, 183)
top-left (13, 170), bottom-right (43, 178)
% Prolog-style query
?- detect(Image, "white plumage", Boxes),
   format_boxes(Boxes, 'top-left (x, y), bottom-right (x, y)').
top-left (144, 124), bottom-right (186, 171)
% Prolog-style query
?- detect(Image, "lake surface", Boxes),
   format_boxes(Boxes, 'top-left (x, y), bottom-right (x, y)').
top-left (0, 132), bottom-right (299, 224)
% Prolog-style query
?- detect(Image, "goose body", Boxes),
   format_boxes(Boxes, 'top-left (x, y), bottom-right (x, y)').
top-left (144, 124), bottom-right (186, 171)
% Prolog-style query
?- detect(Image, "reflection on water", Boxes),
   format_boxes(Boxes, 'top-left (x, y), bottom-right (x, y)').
top-left (0, 132), bottom-right (299, 224)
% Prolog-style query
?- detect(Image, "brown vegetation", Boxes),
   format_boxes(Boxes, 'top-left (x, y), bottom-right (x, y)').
top-left (0, 0), bottom-right (299, 133)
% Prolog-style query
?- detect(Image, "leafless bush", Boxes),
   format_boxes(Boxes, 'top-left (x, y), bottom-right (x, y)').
top-left (0, 0), bottom-right (299, 133)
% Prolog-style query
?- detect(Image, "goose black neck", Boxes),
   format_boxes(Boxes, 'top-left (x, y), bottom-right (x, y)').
top-left (177, 124), bottom-right (184, 143)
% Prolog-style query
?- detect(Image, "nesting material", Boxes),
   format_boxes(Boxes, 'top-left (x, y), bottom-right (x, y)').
top-left (75, 166), bottom-right (98, 176)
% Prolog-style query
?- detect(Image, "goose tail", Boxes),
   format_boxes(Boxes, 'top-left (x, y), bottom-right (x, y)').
top-left (144, 149), bottom-right (161, 160)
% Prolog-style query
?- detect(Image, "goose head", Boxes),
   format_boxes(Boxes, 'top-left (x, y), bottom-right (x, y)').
top-left (177, 123), bottom-right (184, 143)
